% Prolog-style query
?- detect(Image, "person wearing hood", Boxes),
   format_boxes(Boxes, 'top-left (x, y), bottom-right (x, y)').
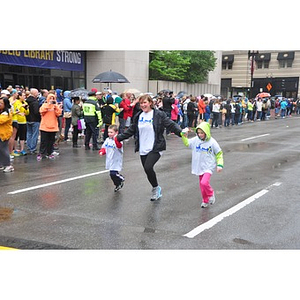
top-left (63, 91), bottom-right (72, 141)
top-left (55, 89), bottom-right (63, 104)
top-left (37, 93), bottom-right (62, 160)
top-left (181, 121), bottom-right (223, 208)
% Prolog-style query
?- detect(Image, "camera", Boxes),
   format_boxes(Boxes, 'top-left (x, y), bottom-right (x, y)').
top-left (50, 100), bottom-right (56, 104)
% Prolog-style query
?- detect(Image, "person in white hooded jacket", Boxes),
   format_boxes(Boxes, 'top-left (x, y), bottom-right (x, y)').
top-left (182, 121), bottom-right (224, 208)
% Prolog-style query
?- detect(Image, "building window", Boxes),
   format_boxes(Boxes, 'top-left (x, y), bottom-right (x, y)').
top-left (255, 53), bottom-right (270, 69)
top-left (222, 61), bottom-right (233, 70)
top-left (278, 59), bottom-right (293, 68)
top-left (222, 55), bottom-right (234, 70)
top-left (257, 61), bottom-right (269, 69)
top-left (277, 52), bottom-right (294, 68)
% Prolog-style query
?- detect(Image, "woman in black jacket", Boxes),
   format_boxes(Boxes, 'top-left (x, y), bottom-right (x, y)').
top-left (116, 94), bottom-right (184, 201)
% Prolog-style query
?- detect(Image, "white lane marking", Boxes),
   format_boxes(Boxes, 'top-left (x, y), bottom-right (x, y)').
top-left (241, 133), bottom-right (270, 142)
top-left (183, 182), bottom-right (282, 239)
top-left (7, 170), bottom-right (109, 195)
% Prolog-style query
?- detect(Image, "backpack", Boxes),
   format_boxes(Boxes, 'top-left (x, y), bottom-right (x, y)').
top-left (270, 99), bottom-right (275, 109)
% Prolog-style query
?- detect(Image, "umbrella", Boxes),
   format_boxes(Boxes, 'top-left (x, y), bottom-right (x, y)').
top-left (204, 93), bottom-right (214, 99)
top-left (124, 88), bottom-right (140, 94)
top-left (92, 70), bottom-right (130, 83)
top-left (159, 89), bottom-right (172, 93)
top-left (256, 92), bottom-right (271, 99)
top-left (176, 91), bottom-right (187, 99)
top-left (69, 88), bottom-right (89, 99)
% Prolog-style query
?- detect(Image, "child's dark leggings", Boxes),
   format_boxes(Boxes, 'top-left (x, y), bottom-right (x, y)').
top-left (110, 170), bottom-right (124, 187)
top-left (140, 151), bottom-right (161, 188)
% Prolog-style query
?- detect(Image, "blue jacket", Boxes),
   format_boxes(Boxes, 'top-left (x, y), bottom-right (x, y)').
top-left (56, 89), bottom-right (63, 104)
top-left (63, 91), bottom-right (72, 112)
top-left (280, 100), bottom-right (287, 109)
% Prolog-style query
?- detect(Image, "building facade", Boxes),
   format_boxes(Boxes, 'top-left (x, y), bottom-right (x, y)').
top-left (0, 50), bottom-right (86, 90)
top-left (0, 50), bottom-right (149, 93)
top-left (221, 50), bottom-right (300, 99)
top-left (0, 50), bottom-right (222, 96)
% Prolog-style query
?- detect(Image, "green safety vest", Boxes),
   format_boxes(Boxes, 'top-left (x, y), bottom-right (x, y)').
top-left (83, 98), bottom-right (103, 126)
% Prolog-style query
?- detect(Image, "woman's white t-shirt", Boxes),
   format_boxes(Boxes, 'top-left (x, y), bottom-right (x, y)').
top-left (138, 110), bottom-right (155, 155)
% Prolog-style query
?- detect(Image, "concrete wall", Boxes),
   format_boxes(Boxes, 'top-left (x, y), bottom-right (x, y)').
top-left (208, 50), bottom-right (222, 86)
top-left (86, 50), bottom-right (221, 96)
top-left (148, 80), bottom-right (220, 96)
top-left (86, 50), bottom-right (149, 94)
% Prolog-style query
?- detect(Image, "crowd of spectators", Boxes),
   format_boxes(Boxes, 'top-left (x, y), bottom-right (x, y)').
top-left (156, 91), bottom-right (300, 132)
top-left (1, 84), bottom-right (299, 173)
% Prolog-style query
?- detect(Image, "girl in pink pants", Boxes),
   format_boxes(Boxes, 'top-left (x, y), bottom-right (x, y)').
top-left (199, 173), bottom-right (214, 205)
top-left (182, 122), bottom-right (223, 208)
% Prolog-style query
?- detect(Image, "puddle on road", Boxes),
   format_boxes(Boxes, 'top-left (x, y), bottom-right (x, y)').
top-left (0, 207), bottom-right (13, 222)
top-left (224, 142), bottom-right (269, 153)
top-left (233, 238), bottom-right (253, 245)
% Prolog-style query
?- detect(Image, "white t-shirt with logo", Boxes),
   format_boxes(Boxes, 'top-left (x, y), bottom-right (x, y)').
top-left (138, 110), bottom-right (155, 155)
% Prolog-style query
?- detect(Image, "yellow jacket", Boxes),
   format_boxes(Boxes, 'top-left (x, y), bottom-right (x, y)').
top-left (13, 99), bottom-right (29, 124)
top-left (0, 112), bottom-right (13, 141)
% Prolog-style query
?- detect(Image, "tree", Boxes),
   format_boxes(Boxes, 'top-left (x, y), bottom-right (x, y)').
top-left (149, 50), bottom-right (216, 83)
top-left (182, 51), bottom-right (217, 83)
top-left (149, 51), bottom-right (190, 81)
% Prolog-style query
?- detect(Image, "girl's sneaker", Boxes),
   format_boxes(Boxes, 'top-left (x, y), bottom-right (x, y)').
top-left (37, 154), bottom-right (42, 161)
top-left (209, 193), bottom-right (216, 205)
top-left (48, 154), bottom-right (55, 160)
top-left (201, 202), bottom-right (209, 208)
top-left (3, 166), bottom-right (14, 173)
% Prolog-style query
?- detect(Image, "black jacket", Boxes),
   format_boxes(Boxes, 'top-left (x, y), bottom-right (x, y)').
top-left (162, 96), bottom-right (175, 112)
top-left (117, 108), bottom-right (182, 153)
top-left (26, 96), bottom-right (41, 122)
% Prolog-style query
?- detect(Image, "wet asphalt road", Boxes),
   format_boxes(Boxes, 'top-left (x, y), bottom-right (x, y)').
top-left (1, 116), bottom-right (300, 249)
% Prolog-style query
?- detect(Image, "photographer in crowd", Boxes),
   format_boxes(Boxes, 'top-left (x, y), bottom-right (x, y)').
top-left (37, 93), bottom-right (62, 161)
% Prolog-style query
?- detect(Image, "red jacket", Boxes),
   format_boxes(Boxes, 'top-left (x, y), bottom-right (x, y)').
top-left (171, 99), bottom-right (179, 121)
top-left (120, 98), bottom-right (133, 120)
top-left (198, 99), bottom-right (206, 114)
